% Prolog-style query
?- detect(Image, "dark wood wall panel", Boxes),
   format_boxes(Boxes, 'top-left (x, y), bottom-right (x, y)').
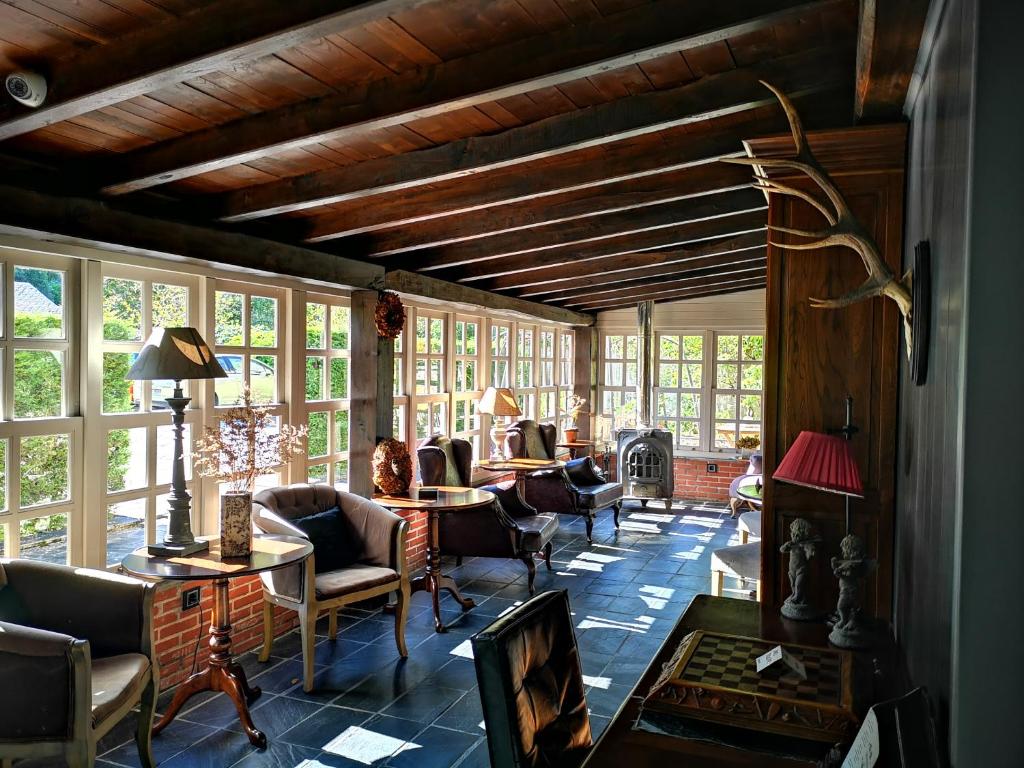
top-left (759, 126), bottom-right (905, 620)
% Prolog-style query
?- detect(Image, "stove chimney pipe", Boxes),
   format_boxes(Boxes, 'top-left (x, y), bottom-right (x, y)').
top-left (637, 300), bottom-right (656, 428)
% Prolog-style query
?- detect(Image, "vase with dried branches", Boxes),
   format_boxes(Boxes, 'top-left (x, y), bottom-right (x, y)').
top-left (194, 386), bottom-right (308, 556)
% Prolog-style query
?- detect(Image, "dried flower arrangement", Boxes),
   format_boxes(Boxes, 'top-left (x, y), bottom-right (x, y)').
top-left (736, 435), bottom-right (761, 451)
top-left (372, 438), bottom-right (413, 495)
top-left (193, 385), bottom-right (308, 493)
top-left (567, 394), bottom-right (587, 427)
top-left (375, 291), bottom-right (405, 339)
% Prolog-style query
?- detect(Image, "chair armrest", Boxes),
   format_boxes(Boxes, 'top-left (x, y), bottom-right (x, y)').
top-left (342, 496), bottom-right (408, 573)
top-left (1, 560), bottom-right (154, 658)
top-left (0, 621), bottom-right (87, 741)
top-left (483, 482), bottom-right (538, 519)
top-left (565, 457), bottom-right (606, 487)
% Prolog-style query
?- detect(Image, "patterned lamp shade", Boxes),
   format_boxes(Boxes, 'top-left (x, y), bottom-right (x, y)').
top-left (127, 327), bottom-right (226, 381)
top-left (478, 387), bottom-right (522, 417)
top-left (772, 430), bottom-right (864, 497)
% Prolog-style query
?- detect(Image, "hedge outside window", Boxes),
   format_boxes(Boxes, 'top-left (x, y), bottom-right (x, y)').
top-left (303, 297), bottom-right (351, 487)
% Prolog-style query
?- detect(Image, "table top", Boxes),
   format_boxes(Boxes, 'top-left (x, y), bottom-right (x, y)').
top-left (121, 535), bottom-right (313, 581)
top-left (477, 458), bottom-right (565, 473)
top-left (557, 440), bottom-right (594, 448)
top-left (736, 476), bottom-right (763, 502)
top-left (373, 486), bottom-right (494, 511)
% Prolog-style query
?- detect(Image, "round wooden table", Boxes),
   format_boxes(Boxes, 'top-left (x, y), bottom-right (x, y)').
top-left (373, 486), bottom-right (494, 633)
top-left (556, 440), bottom-right (594, 459)
top-left (477, 457), bottom-right (565, 496)
top-left (121, 534), bottom-right (313, 748)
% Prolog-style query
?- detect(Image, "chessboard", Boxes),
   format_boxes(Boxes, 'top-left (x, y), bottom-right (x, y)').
top-left (642, 630), bottom-right (857, 743)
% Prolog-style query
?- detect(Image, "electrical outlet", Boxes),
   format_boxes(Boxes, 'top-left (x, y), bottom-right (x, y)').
top-left (181, 587), bottom-right (201, 612)
top-left (707, 463), bottom-right (718, 473)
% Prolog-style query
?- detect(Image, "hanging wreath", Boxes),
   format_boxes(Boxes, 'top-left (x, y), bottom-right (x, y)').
top-left (375, 291), bottom-right (405, 339)
top-left (372, 438), bottom-right (413, 495)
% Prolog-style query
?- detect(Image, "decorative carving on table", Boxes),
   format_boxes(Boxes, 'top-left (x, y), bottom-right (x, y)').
top-left (373, 438), bottom-right (413, 494)
top-left (780, 518), bottom-right (823, 621)
top-left (219, 490), bottom-right (252, 557)
top-left (375, 290), bottom-right (405, 339)
top-left (643, 630), bottom-right (857, 743)
top-left (829, 534), bottom-right (879, 649)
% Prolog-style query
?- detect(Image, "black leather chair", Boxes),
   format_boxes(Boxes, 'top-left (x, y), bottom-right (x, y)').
top-left (418, 435), bottom-right (558, 594)
top-left (472, 589), bottom-right (592, 768)
top-left (505, 419), bottom-right (623, 544)
top-left (0, 559), bottom-right (158, 768)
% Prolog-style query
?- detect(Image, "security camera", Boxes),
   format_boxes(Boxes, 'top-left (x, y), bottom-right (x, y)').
top-left (5, 71), bottom-right (47, 108)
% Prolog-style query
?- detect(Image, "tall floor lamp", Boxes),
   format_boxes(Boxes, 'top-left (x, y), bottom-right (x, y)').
top-left (127, 327), bottom-right (226, 556)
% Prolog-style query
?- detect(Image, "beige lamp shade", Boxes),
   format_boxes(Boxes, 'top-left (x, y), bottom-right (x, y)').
top-left (478, 386), bottom-right (521, 417)
top-left (127, 327), bottom-right (227, 381)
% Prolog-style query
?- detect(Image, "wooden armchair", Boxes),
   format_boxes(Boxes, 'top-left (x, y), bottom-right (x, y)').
top-left (0, 559), bottom-right (158, 768)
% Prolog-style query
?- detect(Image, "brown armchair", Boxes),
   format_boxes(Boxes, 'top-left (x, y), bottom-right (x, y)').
top-left (0, 559), bottom-right (158, 768)
top-left (418, 435), bottom-right (558, 593)
top-left (252, 485), bottom-right (410, 692)
top-left (506, 419), bottom-right (623, 544)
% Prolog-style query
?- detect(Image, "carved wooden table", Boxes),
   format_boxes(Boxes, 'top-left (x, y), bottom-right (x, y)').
top-left (374, 486), bottom-right (494, 633)
top-left (121, 534), bottom-right (313, 748)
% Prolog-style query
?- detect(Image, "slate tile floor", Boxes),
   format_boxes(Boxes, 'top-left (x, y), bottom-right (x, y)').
top-left (21, 500), bottom-right (748, 768)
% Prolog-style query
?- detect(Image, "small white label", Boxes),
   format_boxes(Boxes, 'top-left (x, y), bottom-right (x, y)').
top-left (756, 645), bottom-right (783, 673)
top-left (755, 645), bottom-right (807, 680)
top-left (842, 708), bottom-right (880, 768)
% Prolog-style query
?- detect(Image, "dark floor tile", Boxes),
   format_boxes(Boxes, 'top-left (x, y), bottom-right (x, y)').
top-left (585, 683), bottom-right (635, 718)
top-left (229, 741), bottom-right (321, 768)
top-left (225, 694), bottom-right (321, 740)
top-left (384, 725), bottom-right (479, 768)
top-left (101, 719), bottom-right (217, 767)
top-left (381, 684), bottom-right (464, 723)
top-left (312, 714), bottom-right (423, 766)
top-left (433, 689), bottom-right (485, 735)
top-left (590, 714), bottom-right (612, 740)
top-left (454, 738), bottom-right (490, 768)
top-left (179, 691), bottom-right (276, 730)
top-left (158, 727), bottom-right (255, 768)
top-left (249, 658), bottom-right (313, 694)
top-left (278, 705), bottom-right (371, 750)
top-left (424, 658), bottom-right (478, 691)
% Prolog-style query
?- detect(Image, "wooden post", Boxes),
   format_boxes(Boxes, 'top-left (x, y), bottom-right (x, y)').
top-left (376, 336), bottom-right (394, 441)
top-left (573, 325), bottom-right (598, 442)
top-left (349, 291), bottom-right (378, 497)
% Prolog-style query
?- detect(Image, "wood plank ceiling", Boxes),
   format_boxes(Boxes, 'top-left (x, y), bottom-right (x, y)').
top-left (0, 0), bottom-right (928, 313)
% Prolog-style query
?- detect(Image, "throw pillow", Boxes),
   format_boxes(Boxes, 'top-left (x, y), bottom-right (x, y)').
top-left (292, 506), bottom-right (362, 574)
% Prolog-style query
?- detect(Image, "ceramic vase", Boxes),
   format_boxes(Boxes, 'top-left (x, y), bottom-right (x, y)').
top-left (564, 427), bottom-right (579, 443)
top-left (220, 491), bottom-right (252, 557)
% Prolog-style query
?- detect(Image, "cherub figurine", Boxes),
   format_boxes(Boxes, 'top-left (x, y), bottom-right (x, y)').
top-left (828, 534), bottom-right (878, 649)
top-left (779, 518), bottom-right (822, 620)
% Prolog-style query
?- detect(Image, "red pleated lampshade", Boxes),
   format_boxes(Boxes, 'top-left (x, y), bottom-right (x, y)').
top-left (772, 430), bottom-right (864, 497)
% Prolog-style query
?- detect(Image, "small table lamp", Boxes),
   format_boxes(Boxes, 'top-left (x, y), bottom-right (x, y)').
top-left (127, 327), bottom-right (226, 556)
top-left (478, 387), bottom-right (521, 460)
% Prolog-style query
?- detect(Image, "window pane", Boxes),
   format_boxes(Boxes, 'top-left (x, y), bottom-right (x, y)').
top-left (432, 403), bottom-right (446, 435)
top-left (107, 498), bottom-right (146, 567)
top-left (716, 394), bottom-right (737, 420)
top-left (415, 403), bottom-right (430, 439)
top-left (626, 336), bottom-right (637, 360)
top-left (153, 283), bottom-right (188, 328)
top-left (21, 434), bottom-right (70, 507)
top-left (215, 354), bottom-right (246, 406)
top-left (331, 306), bottom-right (350, 350)
top-left (103, 353), bottom-right (140, 413)
top-left (681, 393), bottom-right (701, 418)
top-left (330, 358), bottom-right (348, 399)
top-left (415, 359), bottom-right (427, 394)
top-left (715, 424), bottom-right (738, 449)
top-left (741, 394), bottom-right (762, 421)
top-left (251, 355), bottom-right (276, 404)
top-left (20, 514), bottom-right (67, 564)
top-left (103, 277), bottom-right (142, 341)
top-left (14, 350), bottom-right (63, 417)
top-left (682, 335), bottom-right (703, 360)
top-left (625, 362), bottom-right (637, 387)
top-left (0, 439), bottom-right (7, 512)
top-left (393, 405), bottom-right (405, 438)
top-left (659, 364), bottom-right (678, 388)
top-left (465, 360), bottom-right (476, 391)
top-left (455, 321), bottom-right (464, 355)
top-left (157, 423), bottom-right (191, 484)
top-left (660, 336), bottom-right (680, 360)
top-left (215, 291), bottom-right (244, 345)
top-left (679, 421), bottom-right (699, 447)
top-left (416, 317), bottom-right (428, 353)
top-left (466, 322), bottom-right (477, 355)
top-left (251, 296), bottom-right (277, 347)
top-left (308, 464), bottom-right (328, 483)
top-left (429, 359), bottom-right (442, 392)
top-left (658, 393), bottom-right (677, 417)
top-left (429, 319), bottom-right (443, 353)
top-left (607, 335), bottom-right (623, 359)
top-left (717, 335), bottom-right (739, 360)
top-left (107, 428), bottom-right (147, 492)
top-left (14, 266), bottom-right (64, 339)
top-left (393, 357), bottom-right (403, 396)
top-left (306, 357), bottom-right (325, 401)
top-left (716, 363), bottom-right (738, 389)
top-left (681, 364), bottom-right (702, 389)
top-left (306, 302), bottom-right (326, 349)
top-left (307, 412), bottom-right (328, 457)
top-left (741, 363), bottom-right (763, 391)
top-left (334, 460), bottom-right (349, 486)
top-left (742, 335), bottom-right (764, 361)
top-left (335, 410), bottom-right (349, 452)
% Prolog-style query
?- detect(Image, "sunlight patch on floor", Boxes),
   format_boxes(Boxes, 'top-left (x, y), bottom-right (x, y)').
top-left (450, 639), bottom-right (474, 659)
top-left (625, 512), bottom-right (676, 523)
top-left (577, 614), bottom-right (654, 633)
top-left (670, 544), bottom-right (706, 561)
top-left (618, 520), bottom-right (664, 533)
top-left (583, 674), bottom-right (613, 689)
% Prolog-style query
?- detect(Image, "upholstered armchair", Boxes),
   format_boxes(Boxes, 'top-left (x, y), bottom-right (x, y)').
top-left (506, 419), bottom-right (623, 544)
top-left (252, 485), bottom-right (410, 692)
top-left (418, 435), bottom-right (558, 593)
top-left (472, 589), bottom-right (592, 768)
top-left (0, 559), bottom-right (158, 768)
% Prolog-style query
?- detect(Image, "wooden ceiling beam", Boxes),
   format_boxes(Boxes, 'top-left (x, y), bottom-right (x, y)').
top-left (384, 270), bottom-right (592, 327)
top-left (394, 187), bottom-right (764, 271)
top-left (437, 209), bottom-right (768, 283)
top-left (218, 46), bottom-right (850, 221)
top-left (0, 0), bottom-right (431, 143)
top-left (0, 183), bottom-right (383, 290)
top-left (534, 250), bottom-right (768, 302)
top-left (359, 164), bottom-right (752, 257)
top-left (101, 0), bottom-right (837, 194)
top-left (579, 277), bottom-right (768, 311)
top-left (560, 262), bottom-right (768, 306)
top-left (854, 0), bottom-right (931, 121)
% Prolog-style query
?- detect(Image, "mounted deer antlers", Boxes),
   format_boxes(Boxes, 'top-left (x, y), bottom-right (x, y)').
top-left (723, 82), bottom-right (914, 358)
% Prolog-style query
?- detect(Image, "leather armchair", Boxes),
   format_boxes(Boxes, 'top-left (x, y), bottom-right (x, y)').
top-left (418, 435), bottom-right (558, 594)
top-left (0, 559), bottom-right (158, 768)
top-left (472, 590), bottom-right (592, 768)
top-left (252, 485), bottom-right (410, 692)
top-left (506, 420), bottom-right (623, 544)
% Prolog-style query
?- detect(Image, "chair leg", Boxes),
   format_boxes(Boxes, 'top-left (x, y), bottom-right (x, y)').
top-left (740, 528), bottom-right (749, 545)
top-left (755, 580), bottom-right (763, 602)
top-left (711, 569), bottom-right (724, 597)
top-left (522, 554), bottom-right (537, 595)
top-left (544, 542), bottom-right (553, 571)
top-left (613, 501), bottom-right (622, 529)
top-left (66, 740), bottom-right (94, 768)
top-left (584, 515), bottom-right (594, 544)
top-left (258, 600), bottom-right (274, 662)
top-left (299, 606), bottom-right (317, 693)
top-left (136, 674), bottom-right (158, 768)
top-left (328, 608), bottom-right (338, 641)
top-left (394, 580), bottom-right (410, 658)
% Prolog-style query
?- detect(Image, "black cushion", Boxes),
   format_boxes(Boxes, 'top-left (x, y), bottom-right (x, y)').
top-left (293, 506), bottom-right (361, 574)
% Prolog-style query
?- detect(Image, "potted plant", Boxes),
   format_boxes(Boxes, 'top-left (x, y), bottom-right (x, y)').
top-left (564, 394), bottom-right (587, 443)
top-left (735, 435), bottom-right (761, 456)
top-left (194, 386), bottom-right (308, 557)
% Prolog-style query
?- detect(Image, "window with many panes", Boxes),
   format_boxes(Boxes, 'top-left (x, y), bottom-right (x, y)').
top-left (599, 334), bottom-right (638, 429)
top-left (515, 325), bottom-right (535, 418)
top-left (413, 310), bottom-right (447, 440)
top-left (538, 329), bottom-right (557, 424)
top-left (712, 333), bottom-right (764, 450)
top-left (656, 334), bottom-right (704, 449)
top-left (303, 297), bottom-right (351, 487)
top-left (452, 317), bottom-right (482, 455)
top-left (558, 331), bottom-right (574, 432)
top-left (392, 333), bottom-right (406, 442)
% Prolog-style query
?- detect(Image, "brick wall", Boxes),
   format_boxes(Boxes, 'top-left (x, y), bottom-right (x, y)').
top-left (605, 455), bottom-right (749, 502)
top-left (151, 508), bottom-right (428, 692)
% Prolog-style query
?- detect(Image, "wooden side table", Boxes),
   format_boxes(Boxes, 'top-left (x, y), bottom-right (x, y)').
top-left (374, 486), bottom-right (494, 633)
top-left (556, 440), bottom-right (595, 459)
top-left (477, 457), bottom-right (565, 496)
top-left (121, 534), bottom-right (313, 748)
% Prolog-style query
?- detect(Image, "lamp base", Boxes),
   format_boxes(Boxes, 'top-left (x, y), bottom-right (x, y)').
top-left (489, 424), bottom-right (508, 460)
top-left (148, 538), bottom-right (210, 557)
